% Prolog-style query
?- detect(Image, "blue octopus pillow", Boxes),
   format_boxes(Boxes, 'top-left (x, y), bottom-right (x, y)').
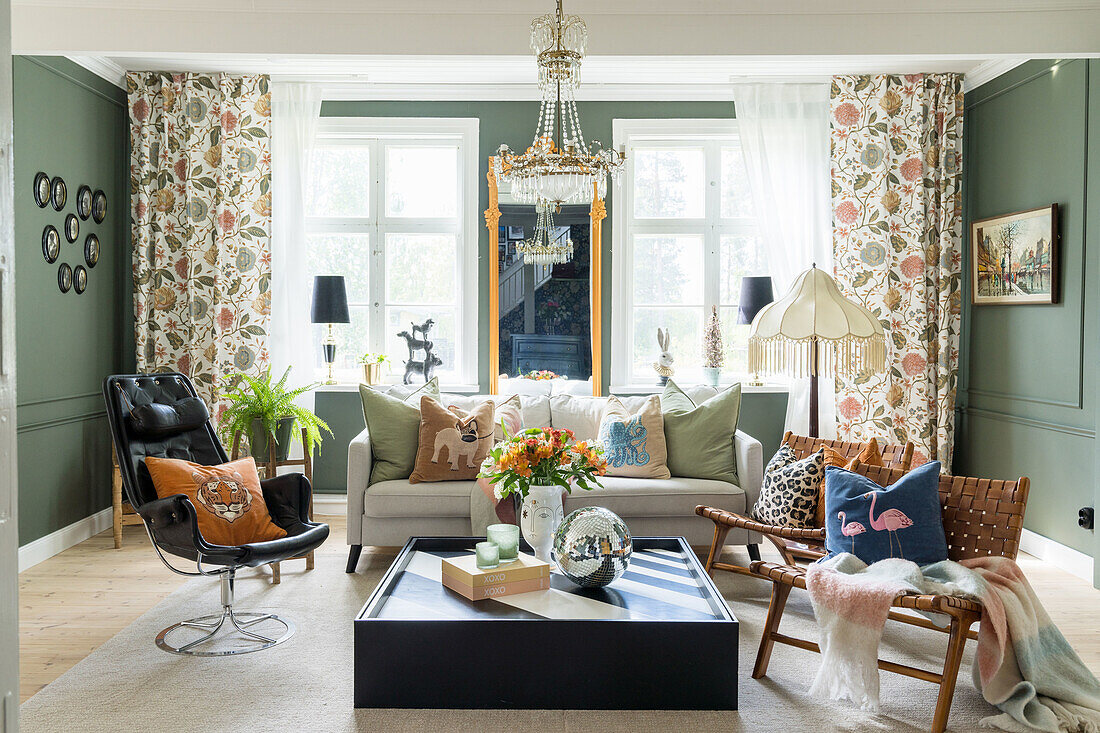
top-left (597, 396), bottom-right (670, 479)
top-left (823, 461), bottom-right (947, 566)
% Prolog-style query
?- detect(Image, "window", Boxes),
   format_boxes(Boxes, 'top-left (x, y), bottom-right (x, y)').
top-left (305, 118), bottom-right (478, 388)
top-left (611, 119), bottom-right (767, 389)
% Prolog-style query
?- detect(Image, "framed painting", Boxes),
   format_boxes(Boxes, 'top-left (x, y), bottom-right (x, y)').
top-left (970, 204), bottom-right (1058, 305)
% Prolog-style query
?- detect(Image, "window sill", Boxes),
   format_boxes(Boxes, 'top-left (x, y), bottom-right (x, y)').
top-left (610, 382), bottom-right (789, 395)
top-left (314, 382), bottom-right (481, 394)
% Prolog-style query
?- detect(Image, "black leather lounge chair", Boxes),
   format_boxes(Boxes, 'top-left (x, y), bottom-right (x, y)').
top-left (103, 373), bottom-right (329, 656)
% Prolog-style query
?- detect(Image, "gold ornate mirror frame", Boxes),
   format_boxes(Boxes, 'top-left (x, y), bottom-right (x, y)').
top-left (485, 158), bottom-right (603, 396)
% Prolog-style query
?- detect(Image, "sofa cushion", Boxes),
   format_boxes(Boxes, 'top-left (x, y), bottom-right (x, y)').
top-left (410, 396), bottom-right (495, 483)
top-left (360, 380), bottom-right (441, 485)
top-left (659, 380), bottom-right (741, 485)
top-left (444, 394), bottom-right (550, 432)
top-left (549, 394), bottom-right (605, 440)
top-left (363, 479), bottom-right (478, 518)
top-left (597, 395), bottom-right (670, 479)
top-left (564, 475), bottom-right (744, 518)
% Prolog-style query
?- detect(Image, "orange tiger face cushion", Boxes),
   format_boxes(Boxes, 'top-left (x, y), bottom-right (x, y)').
top-left (144, 456), bottom-right (287, 546)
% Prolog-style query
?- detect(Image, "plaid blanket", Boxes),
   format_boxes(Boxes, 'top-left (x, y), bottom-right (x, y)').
top-left (806, 554), bottom-right (1100, 731)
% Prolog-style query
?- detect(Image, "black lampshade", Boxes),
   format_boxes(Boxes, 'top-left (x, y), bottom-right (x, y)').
top-left (311, 275), bottom-right (350, 324)
top-left (737, 276), bottom-right (774, 325)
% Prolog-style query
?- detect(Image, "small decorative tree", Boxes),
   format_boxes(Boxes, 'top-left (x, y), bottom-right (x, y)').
top-left (702, 306), bottom-right (724, 385)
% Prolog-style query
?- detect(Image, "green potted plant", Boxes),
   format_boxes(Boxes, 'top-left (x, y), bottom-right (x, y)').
top-left (220, 367), bottom-right (332, 462)
top-left (357, 352), bottom-right (389, 385)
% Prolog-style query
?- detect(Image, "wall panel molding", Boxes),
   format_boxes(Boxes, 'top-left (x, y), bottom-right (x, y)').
top-left (963, 406), bottom-right (1095, 438)
top-left (16, 390), bottom-right (99, 408)
top-left (16, 409), bottom-right (106, 434)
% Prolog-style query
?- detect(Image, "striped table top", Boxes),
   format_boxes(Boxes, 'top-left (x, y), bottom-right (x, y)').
top-left (361, 541), bottom-right (735, 623)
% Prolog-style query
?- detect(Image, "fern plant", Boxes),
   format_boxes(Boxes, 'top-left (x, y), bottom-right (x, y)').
top-left (220, 367), bottom-right (332, 457)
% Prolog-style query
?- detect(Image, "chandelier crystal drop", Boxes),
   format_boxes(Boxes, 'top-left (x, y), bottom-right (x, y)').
top-left (493, 0), bottom-right (626, 207)
top-left (516, 201), bottom-right (574, 266)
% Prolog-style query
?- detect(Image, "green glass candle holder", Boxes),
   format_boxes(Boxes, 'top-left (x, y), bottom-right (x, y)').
top-left (475, 541), bottom-right (500, 569)
top-left (487, 523), bottom-right (520, 563)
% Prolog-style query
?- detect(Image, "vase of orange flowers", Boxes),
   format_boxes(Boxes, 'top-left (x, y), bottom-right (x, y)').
top-left (479, 427), bottom-right (608, 562)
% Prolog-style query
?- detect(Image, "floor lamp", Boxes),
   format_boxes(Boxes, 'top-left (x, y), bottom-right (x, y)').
top-left (746, 265), bottom-right (886, 437)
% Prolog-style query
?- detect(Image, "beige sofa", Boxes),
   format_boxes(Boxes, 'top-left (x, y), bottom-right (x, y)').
top-left (345, 387), bottom-right (763, 571)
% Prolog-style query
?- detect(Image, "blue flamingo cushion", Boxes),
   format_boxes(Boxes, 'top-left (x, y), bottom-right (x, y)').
top-left (823, 461), bottom-right (947, 566)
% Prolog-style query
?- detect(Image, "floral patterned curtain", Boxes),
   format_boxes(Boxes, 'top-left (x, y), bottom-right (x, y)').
top-left (129, 72), bottom-right (272, 423)
top-left (830, 74), bottom-right (963, 465)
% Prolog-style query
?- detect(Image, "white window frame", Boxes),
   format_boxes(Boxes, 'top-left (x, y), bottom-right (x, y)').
top-left (610, 118), bottom-right (759, 391)
top-left (307, 117), bottom-right (479, 391)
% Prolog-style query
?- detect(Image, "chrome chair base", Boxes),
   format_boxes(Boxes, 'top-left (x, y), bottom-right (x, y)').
top-left (154, 566), bottom-right (294, 656)
top-left (155, 608), bottom-right (295, 656)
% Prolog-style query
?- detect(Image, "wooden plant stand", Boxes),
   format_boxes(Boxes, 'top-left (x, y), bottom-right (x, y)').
top-left (231, 427), bottom-right (315, 585)
top-left (111, 450), bottom-right (143, 549)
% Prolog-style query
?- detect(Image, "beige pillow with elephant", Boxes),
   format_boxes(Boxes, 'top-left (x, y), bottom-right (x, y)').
top-left (410, 396), bottom-right (496, 483)
top-left (597, 395), bottom-right (671, 479)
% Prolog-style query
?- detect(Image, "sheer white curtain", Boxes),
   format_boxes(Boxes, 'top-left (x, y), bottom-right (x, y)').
top-left (732, 82), bottom-right (834, 438)
top-left (271, 82), bottom-right (322, 413)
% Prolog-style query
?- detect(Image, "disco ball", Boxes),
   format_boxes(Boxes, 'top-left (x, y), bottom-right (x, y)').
top-left (553, 507), bottom-right (632, 588)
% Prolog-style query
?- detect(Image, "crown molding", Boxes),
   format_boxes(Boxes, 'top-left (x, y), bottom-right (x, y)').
top-left (313, 81), bottom-right (741, 102)
top-left (66, 54), bottom-right (126, 89)
top-left (962, 57), bottom-right (1029, 92)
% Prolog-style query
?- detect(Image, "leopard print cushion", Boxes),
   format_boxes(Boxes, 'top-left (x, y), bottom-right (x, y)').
top-left (750, 446), bottom-right (825, 528)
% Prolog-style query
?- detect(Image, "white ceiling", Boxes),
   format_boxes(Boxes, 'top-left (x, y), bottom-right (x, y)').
top-left (71, 53), bottom-right (1029, 100)
top-left (15, 0), bottom-right (1100, 97)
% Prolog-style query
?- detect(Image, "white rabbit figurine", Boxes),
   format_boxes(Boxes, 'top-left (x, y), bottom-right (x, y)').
top-left (652, 328), bottom-right (675, 384)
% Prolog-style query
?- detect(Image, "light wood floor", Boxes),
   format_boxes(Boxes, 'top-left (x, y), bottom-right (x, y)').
top-left (18, 514), bottom-right (1100, 703)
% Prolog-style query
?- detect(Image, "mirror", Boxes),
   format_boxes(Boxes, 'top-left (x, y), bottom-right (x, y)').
top-left (486, 161), bottom-right (604, 395)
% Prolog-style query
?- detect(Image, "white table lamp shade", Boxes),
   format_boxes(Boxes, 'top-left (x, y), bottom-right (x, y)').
top-left (748, 266), bottom-right (886, 379)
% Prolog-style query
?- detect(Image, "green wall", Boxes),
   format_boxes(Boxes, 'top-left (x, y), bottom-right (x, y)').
top-left (312, 100), bottom-right (789, 492)
top-left (956, 59), bottom-right (1099, 575)
top-left (14, 57), bottom-right (130, 545)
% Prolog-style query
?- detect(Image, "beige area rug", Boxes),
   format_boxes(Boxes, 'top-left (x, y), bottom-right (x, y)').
top-left (20, 548), bottom-right (997, 732)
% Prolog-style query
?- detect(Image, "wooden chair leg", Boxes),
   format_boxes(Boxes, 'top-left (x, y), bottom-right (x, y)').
top-left (306, 550), bottom-right (315, 571)
top-left (753, 581), bottom-right (792, 679)
top-left (931, 613), bottom-right (975, 733)
top-left (703, 522), bottom-right (731, 577)
top-left (271, 561), bottom-right (281, 585)
top-left (112, 465), bottom-right (123, 549)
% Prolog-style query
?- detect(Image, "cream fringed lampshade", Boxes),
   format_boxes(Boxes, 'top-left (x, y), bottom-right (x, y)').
top-left (747, 265), bottom-right (886, 436)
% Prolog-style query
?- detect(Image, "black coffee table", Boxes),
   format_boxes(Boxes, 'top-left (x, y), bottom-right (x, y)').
top-left (354, 536), bottom-right (738, 709)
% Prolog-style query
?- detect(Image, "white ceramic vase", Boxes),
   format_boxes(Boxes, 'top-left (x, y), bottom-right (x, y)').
top-left (702, 366), bottom-right (721, 387)
top-left (520, 484), bottom-right (564, 563)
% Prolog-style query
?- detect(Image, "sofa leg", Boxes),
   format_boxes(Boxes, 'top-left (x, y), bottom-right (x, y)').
top-left (346, 545), bottom-right (363, 573)
top-left (747, 543), bottom-right (761, 562)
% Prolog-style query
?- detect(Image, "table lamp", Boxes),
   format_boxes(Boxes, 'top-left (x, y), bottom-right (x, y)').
top-left (747, 265), bottom-right (885, 437)
top-left (311, 275), bottom-right (350, 385)
top-left (737, 276), bottom-right (774, 386)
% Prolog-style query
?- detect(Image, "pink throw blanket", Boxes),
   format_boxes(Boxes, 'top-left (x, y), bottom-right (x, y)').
top-left (806, 554), bottom-right (1100, 731)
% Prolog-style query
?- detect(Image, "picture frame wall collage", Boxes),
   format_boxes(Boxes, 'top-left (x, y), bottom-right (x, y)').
top-left (34, 172), bottom-right (105, 295)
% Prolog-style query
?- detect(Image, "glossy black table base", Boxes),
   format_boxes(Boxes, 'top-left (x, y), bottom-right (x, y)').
top-left (354, 536), bottom-right (738, 709)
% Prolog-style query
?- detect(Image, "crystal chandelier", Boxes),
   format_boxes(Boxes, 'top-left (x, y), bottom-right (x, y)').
top-left (516, 201), bottom-right (574, 266)
top-left (494, 0), bottom-right (626, 207)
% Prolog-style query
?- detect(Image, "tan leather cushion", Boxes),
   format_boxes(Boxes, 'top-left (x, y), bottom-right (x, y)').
top-left (564, 476), bottom-right (744, 518)
top-left (363, 479), bottom-right (478, 518)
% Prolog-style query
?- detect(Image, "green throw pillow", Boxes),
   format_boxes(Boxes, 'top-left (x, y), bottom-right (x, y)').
top-left (659, 380), bottom-right (741, 485)
top-left (358, 378), bottom-right (440, 485)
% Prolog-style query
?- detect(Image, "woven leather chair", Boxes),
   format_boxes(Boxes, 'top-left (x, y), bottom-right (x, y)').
top-left (104, 373), bottom-right (329, 656)
top-left (696, 432), bottom-right (915, 574)
top-left (749, 462), bottom-right (1029, 733)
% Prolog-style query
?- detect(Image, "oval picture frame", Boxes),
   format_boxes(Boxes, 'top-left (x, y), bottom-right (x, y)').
top-left (33, 172), bottom-right (51, 208)
top-left (58, 263), bottom-right (72, 293)
top-left (77, 185), bottom-right (93, 220)
top-left (84, 233), bottom-right (100, 268)
top-left (92, 190), bottom-right (107, 223)
top-left (74, 265), bottom-right (88, 295)
top-left (65, 214), bottom-right (79, 243)
top-left (42, 225), bottom-right (60, 264)
top-left (51, 177), bottom-right (67, 212)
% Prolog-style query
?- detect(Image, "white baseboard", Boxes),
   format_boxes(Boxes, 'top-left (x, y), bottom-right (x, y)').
top-left (313, 493), bottom-right (347, 517)
top-left (1020, 528), bottom-right (1094, 583)
top-left (18, 507), bottom-right (113, 572)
